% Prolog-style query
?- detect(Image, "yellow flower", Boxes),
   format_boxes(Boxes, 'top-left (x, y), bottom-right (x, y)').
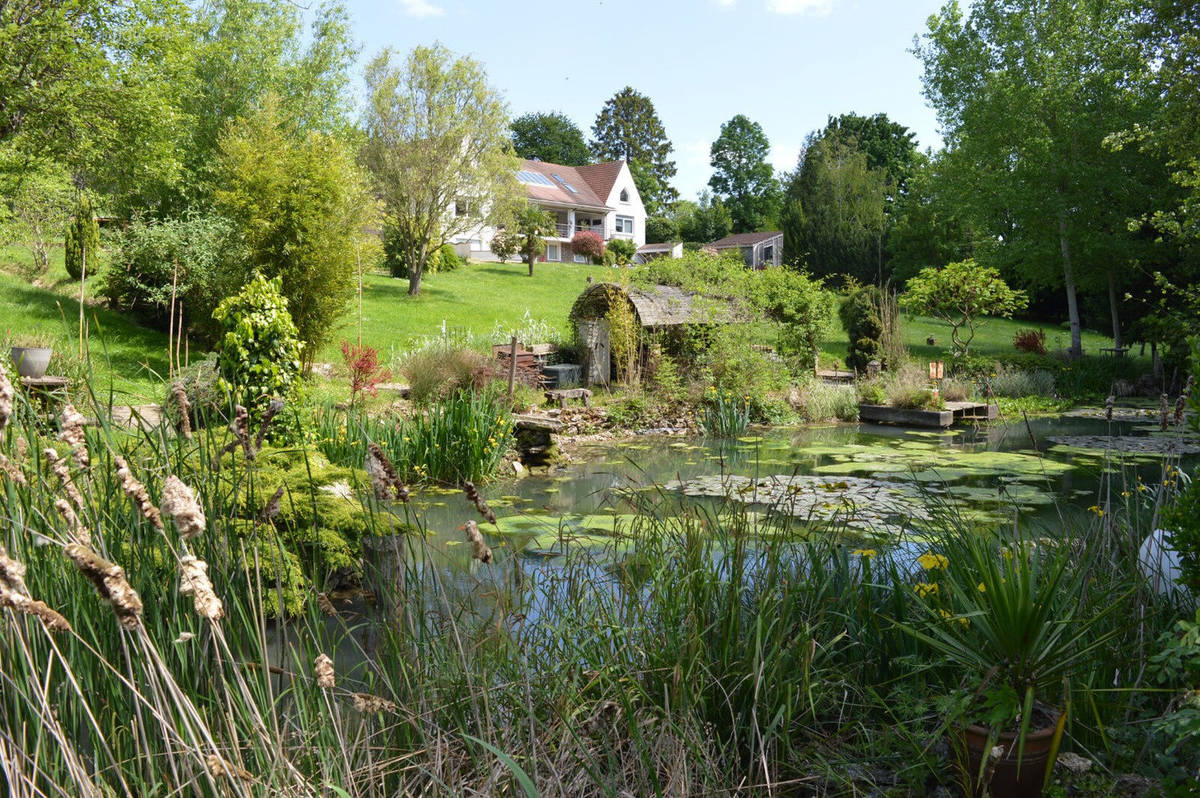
top-left (977, 582), bottom-right (986, 593)
top-left (852, 548), bottom-right (877, 558)
top-left (914, 582), bottom-right (939, 598)
top-left (940, 609), bottom-right (969, 626)
top-left (1121, 490), bottom-right (1131, 498)
top-left (917, 552), bottom-right (949, 570)
top-left (1088, 505), bottom-right (1104, 517)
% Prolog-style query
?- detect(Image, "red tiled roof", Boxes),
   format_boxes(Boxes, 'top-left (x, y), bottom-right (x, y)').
top-left (518, 159), bottom-right (610, 209)
top-left (709, 231), bottom-right (783, 248)
top-left (575, 161), bottom-right (625, 204)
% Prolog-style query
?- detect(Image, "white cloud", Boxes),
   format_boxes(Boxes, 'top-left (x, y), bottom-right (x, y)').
top-left (766, 0), bottom-right (836, 15)
top-left (398, 0), bottom-right (444, 18)
top-left (714, 0), bottom-right (737, 6)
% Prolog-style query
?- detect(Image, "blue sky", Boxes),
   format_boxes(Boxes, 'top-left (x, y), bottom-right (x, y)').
top-left (346, 0), bottom-right (947, 199)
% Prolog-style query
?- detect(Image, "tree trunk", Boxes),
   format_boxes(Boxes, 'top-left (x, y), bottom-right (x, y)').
top-left (1058, 214), bottom-right (1082, 358)
top-left (1106, 269), bottom-right (1122, 350)
top-left (408, 250), bottom-right (424, 296)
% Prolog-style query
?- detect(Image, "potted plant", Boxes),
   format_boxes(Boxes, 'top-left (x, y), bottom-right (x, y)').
top-left (902, 531), bottom-right (1121, 797)
top-left (9, 332), bottom-right (55, 379)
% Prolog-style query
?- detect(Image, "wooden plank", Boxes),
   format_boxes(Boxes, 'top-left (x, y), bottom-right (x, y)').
top-left (858, 403), bottom-right (954, 428)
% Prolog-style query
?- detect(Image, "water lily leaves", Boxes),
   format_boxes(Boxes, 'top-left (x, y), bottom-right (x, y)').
top-left (1048, 435), bottom-right (1200, 456)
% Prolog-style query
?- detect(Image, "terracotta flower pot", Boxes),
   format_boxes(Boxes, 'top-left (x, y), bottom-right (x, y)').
top-left (10, 346), bottom-right (53, 379)
top-left (959, 714), bottom-right (1059, 798)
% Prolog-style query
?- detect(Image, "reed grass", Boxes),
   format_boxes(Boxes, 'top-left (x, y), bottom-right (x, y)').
top-left (0, 381), bottom-right (1193, 796)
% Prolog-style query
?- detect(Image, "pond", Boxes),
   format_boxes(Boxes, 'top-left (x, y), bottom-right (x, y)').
top-left (388, 409), bottom-right (1196, 580)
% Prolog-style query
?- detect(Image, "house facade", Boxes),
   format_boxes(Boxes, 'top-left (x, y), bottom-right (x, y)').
top-left (455, 159), bottom-right (646, 263)
top-left (708, 231), bottom-right (783, 269)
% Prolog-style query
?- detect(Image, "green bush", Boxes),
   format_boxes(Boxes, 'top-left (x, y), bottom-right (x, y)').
top-left (607, 237), bottom-right (637, 266)
top-left (212, 274), bottom-right (303, 419)
top-left (839, 285), bottom-right (884, 373)
top-left (436, 242), bottom-right (462, 272)
top-left (401, 344), bottom-right (494, 405)
top-left (102, 212), bottom-right (234, 338)
top-left (64, 193), bottom-right (100, 281)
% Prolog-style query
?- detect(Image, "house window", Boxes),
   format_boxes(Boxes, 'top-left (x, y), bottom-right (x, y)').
top-left (619, 189), bottom-right (629, 203)
top-left (546, 243), bottom-right (561, 261)
top-left (615, 215), bottom-right (634, 235)
top-left (573, 252), bottom-right (588, 264)
top-left (455, 199), bottom-right (468, 217)
top-left (762, 244), bottom-right (774, 264)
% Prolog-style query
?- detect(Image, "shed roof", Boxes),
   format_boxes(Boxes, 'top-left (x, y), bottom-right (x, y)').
top-left (709, 231), bottom-right (782, 249)
top-left (571, 282), bottom-right (726, 328)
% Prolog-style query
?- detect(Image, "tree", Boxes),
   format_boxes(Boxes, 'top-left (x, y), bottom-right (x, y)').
top-left (645, 215), bottom-right (678, 244)
top-left (514, 206), bottom-right (555, 276)
top-left (571, 230), bottom-right (605, 265)
top-left (916, 0), bottom-right (1157, 357)
top-left (510, 112), bottom-right (591, 165)
top-left (64, 194), bottom-right (100, 281)
top-left (591, 87), bottom-right (678, 210)
top-left (904, 259), bottom-right (1028, 355)
top-left (708, 115), bottom-right (782, 233)
top-left (820, 113), bottom-right (919, 197)
top-left (677, 191), bottom-right (732, 244)
top-left (215, 96), bottom-right (372, 367)
top-left (363, 44), bottom-right (518, 296)
top-left (751, 268), bottom-right (838, 369)
top-left (781, 134), bottom-right (887, 280)
top-left (489, 229), bottom-right (518, 263)
top-left (886, 151), bottom-right (975, 284)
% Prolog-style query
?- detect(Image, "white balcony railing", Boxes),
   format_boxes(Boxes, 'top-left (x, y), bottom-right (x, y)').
top-left (554, 223), bottom-right (608, 240)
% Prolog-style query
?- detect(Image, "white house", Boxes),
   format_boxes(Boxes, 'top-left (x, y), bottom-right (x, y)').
top-left (456, 159), bottom-right (647, 263)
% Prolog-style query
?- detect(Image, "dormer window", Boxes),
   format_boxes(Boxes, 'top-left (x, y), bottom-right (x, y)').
top-left (619, 189), bottom-right (630, 203)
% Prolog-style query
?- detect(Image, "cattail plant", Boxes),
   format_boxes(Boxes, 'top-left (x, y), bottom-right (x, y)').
top-left (0, 362), bottom-right (13, 431)
top-left (366, 443), bottom-right (408, 502)
top-left (223, 405), bottom-right (253, 459)
top-left (115, 456), bottom-right (163, 530)
top-left (58, 404), bottom-right (89, 469)
top-left (1176, 376), bottom-right (1194, 426)
top-left (171, 383), bottom-right (193, 440)
top-left (463, 480), bottom-right (497, 524)
top-left (179, 555), bottom-right (224, 622)
top-left (0, 547), bottom-right (72, 633)
top-left (1104, 394), bottom-right (1114, 422)
top-left (45, 447), bottom-right (84, 512)
top-left (160, 475), bottom-right (205, 539)
top-left (462, 520), bottom-right (492, 563)
top-left (64, 544), bottom-right (143, 628)
top-left (53, 498), bottom-right (91, 546)
top-left (1160, 392), bottom-right (1170, 431)
top-left (314, 654), bottom-right (336, 689)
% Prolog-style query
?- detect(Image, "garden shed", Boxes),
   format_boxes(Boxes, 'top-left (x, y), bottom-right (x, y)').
top-left (568, 282), bottom-right (728, 385)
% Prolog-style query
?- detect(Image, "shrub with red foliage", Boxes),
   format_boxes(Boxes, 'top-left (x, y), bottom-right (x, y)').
top-left (1012, 327), bottom-right (1047, 355)
top-left (341, 341), bottom-right (392, 405)
top-left (571, 230), bottom-right (605, 264)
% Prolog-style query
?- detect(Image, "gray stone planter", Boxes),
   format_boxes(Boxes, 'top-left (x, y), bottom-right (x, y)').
top-left (10, 346), bottom-right (53, 379)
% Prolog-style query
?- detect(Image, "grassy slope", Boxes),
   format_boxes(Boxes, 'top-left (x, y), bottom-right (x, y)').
top-left (2, 242), bottom-right (1117, 398)
top-left (336, 260), bottom-right (1116, 368)
top-left (0, 245), bottom-right (169, 401)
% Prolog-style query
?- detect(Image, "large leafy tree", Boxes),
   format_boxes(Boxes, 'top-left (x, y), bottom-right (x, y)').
top-left (781, 134), bottom-right (888, 281)
top-left (708, 115), bottom-right (781, 233)
top-left (887, 151), bottom-right (976, 283)
top-left (676, 191), bottom-right (733, 244)
top-left (820, 113), bottom-right (919, 197)
top-left (215, 95), bottom-right (373, 365)
top-left (591, 87), bottom-right (678, 211)
top-left (510, 112), bottom-right (590, 166)
top-left (905, 259), bottom-right (1028, 355)
top-left (363, 44), bottom-right (518, 296)
top-left (917, 0), bottom-right (1158, 356)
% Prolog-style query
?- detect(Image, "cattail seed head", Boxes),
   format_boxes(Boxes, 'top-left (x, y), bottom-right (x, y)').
top-left (351, 692), bottom-right (397, 713)
top-left (54, 498), bottom-right (92, 546)
top-left (316, 592), bottom-right (338, 617)
top-left (1160, 393), bottom-right (1170, 431)
top-left (206, 754), bottom-right (253, 782)
top-left (45, 447), bottom-right (84, 512)
top-left (0, 363), bottom-right (13, 431)
top-left (366, 443), bottom-right (408, 502)
top-left (314, 653), bottom-right (335, 688)
top-left (179, 555), bottom-right (223, 622)
top-left (463, 520), bottom-right (493, 564)
top-left (0, 547), bottom-right (71, 633)
top-left (463, 481), bottom-right (497, 525)
top-left (1104, 395), bottom-right (1114, 422)
top-left (64, 544), bottom-right (143, 628)
top-left (160, 476), bottom-right (206, 540)
top-left (115, 456), bottom-right (163, 530)
top-left (0, 453), bottom-right (26, 486)
top-left (171, 383), bottom-right (193, 440)
top-left (58, 405), bottom-right (89, 469)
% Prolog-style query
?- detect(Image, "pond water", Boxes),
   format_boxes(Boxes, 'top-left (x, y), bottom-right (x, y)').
top-left (332, 408), bottom-right (1196, 668)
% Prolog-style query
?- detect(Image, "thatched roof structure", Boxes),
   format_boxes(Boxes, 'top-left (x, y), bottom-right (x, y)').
top-left (570, 282), bottom-right (726, 328)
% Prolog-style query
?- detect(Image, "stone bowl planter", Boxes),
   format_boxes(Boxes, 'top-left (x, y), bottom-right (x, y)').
top-left (10, 346), bottom-right (53, 379)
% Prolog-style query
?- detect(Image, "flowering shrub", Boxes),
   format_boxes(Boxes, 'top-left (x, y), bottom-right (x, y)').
top-left (340, 341), bottom-right (391, 406)
top-left (1012, 327), bottom-right (1047, 355)
top-left (571, 230), bottom-right (605, 264)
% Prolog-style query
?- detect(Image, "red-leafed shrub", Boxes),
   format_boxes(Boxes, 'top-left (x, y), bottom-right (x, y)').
top-left (1012, 327), bottom-right (1047, 355)
top-left (571, 230), bottom-right (605, 264)
top-left (341, 341), bottom-right (392, 405)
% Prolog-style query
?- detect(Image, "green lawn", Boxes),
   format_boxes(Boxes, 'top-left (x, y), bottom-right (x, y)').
top-left (0, 244), bottom-right (169, 401)
top-left (1, 243), bottom-right (1117, 398)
